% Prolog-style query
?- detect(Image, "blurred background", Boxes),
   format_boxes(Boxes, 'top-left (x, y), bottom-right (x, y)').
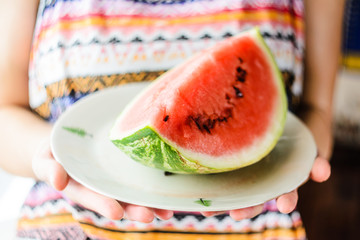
top-left (298, 0), bottom-right (360, 239)
top-left (0, 0), bottom-right (359, 239)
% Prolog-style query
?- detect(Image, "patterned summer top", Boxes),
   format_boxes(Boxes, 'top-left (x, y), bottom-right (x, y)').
top-left (18, 0), bottom-right (306, 239)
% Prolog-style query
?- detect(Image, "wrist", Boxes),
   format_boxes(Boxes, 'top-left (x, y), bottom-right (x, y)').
top-left (296, 101), bottom-right (334, 160)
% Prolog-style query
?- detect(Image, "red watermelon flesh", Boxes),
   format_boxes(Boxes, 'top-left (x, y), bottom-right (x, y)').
top-left (110, 28), bottom-right (287, 174)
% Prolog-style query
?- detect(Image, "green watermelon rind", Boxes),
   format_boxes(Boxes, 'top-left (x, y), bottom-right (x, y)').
top-left (111, 28), bottom-right (287, 174)
top-left (111, 126), bottom-right (220, 174)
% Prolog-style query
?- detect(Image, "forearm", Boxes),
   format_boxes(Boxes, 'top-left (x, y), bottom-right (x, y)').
top-left (303, 0), bottom-right (345, 113)
top-left (302, 0), bottom-right (345, 158)
top-left (0, 106), bottom-right (52, 178)
top-left (0, 0), bottom-right (44, 178)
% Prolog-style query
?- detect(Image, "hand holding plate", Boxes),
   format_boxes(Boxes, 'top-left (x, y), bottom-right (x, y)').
top-left (32, 140), bottom-right (174, 222)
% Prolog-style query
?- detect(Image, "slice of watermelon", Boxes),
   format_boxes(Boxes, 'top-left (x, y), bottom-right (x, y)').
top-left (110, 28), bottom-right (287, 174)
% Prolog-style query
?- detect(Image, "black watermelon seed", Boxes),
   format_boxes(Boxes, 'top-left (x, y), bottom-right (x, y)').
top-left (233, 86), bottom-right (243, 98)
top-left (237, 76), bottom-right (245, 82)
top-left (236, 67), bottom-right (246, 73)
top-left (163, 115), bottom-right (169, 122)
top-left (203, 124), bottom-right (211, 134)
top-left (236, 67), bottom-right (247, 82)
top-left (238, 57), bottom-right (243, 63)
top-left (190, 116), bottom-right (202, 131)
top-left (236, 67), bottom-right (246, 75)
top-left (188, 106), bottom-right (235, 133)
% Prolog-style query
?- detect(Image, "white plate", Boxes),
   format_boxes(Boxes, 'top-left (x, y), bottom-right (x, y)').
top-left (51, 82), bottom-right (316, 212)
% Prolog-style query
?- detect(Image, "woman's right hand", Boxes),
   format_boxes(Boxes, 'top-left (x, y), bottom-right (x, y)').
top-left (32, 140), bottom-right (174, 223)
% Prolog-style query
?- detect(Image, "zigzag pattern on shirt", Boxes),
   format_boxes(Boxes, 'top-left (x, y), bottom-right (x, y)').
top-left (18, 181), bottom-right (304, 237)
top-left (20, 198), bottom-right (74, 219)
top-left (19, 191), bottom-right (303, 234)
top-left (17, 212), bottom-right (305, 240)
top-left (73, 208), bottom-right (303, 233)
top-left (45, 32), bottom-right (233, 52)
top-left (40, 31), bottom-right (298, 57)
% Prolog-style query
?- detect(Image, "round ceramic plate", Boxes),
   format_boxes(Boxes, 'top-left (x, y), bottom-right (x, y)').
top-left (51, 82), bottom-right (316, 212)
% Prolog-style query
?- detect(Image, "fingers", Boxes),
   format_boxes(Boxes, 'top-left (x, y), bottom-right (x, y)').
top-left (64, 179), bottom-right (124, 220)
top-left (276, 190), bottom-right (298, 214)
top-left (153, 208), bottom-right (174, 220)
top-left (115, 205), bottom-right (173, 222)
top-left (229, 204), bottom-right (264, 221)
top-left (201, 211), bottom-right (227, 217)
top-left (310, 156), bottom-right (331, 182)
top-left (49, 161), bottom-right (69, 191)
top-left (32, 145), bottom-right (69, 191)
top-left (122, 203), bottom-right (155, 223)
top-left (117, 205), bottom-right (173, 222)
